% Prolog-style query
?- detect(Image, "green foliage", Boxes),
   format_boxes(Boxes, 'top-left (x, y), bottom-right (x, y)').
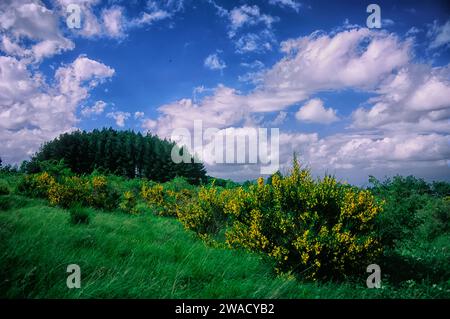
top-left (178, 159), bottom-right (383, 280)
top-left (26, 128), bottom-right (207, 184)
top-left (177, 185), bottom-right (228, 235)
top-left (19, 172), bottom-right (120, 210)
top-left (18, 172), bottom-right (56, 198)
top-left (5, 166), bottom-right (449, 294)
top-left (0, 180), bottom-right (10, 196)
top-left (369, 175), bottom-right (450, 284)
top-left (69, 206), bottom-right (91, 225)
top-left (140, 177), bottom-right (197, 217)
top-left (1, 197), bottom-right (446, 298)
top-left (119, 191), bottom-right (138, 214)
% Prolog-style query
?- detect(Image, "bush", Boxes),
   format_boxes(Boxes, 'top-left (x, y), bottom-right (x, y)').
top-left (141, 178), bottom-right (196, 216)
top-left (21, 173), bottom-right (120, 210)
top-left (69, 206), bottom-right (91, 225)
top-left (370, 176), bottom-right (450, 284)
top-left (86, 175), bottom-right (120, 210)
top-left (177, 185), bottom-right (228, 235)
top-left (18, 172), bottom-right (56, 198)
top-left (0, 196), bottom-right (12, 210)
top-left (48, 176), bottom-right (89, 208)
top-left (178, 158), bottom-right (383, 280)
top-left (0, 181), bottom-right (10, 196)
top-left (119, 191), bottom-right (138, 214)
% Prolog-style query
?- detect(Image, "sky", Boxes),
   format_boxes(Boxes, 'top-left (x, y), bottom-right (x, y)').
top-left (1, 0), bottom-right (450, 184)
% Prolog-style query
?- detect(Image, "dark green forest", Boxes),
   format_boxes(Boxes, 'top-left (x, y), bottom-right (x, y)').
top-left (19, 128), bottom-right (206, 184)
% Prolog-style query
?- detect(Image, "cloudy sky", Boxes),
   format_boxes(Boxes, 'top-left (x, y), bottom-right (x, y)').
top-left (1, 0), bottom-right (450, 184)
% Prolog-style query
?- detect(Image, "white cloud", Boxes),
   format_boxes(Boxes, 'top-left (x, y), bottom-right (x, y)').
top-left (295, 98), bottom-right (339, 124)
top-left (351, 64), bottom-right (450, 133)
top-left (107, 111), bottom-right (130, 127)
top-left (102, 6), bottom-right (125, 38)
top-left (0, 0), bottom-right (74, 62)
top-left (204, 53), bottom-right (226, 71)
top-left (228, 4), bottom-right (277, 38)
top-left (134, 111), bottom-right (144, 119)
top-left (272, 29), bottom-right (411, 93)
top-left (268, 0), bottom-right (302, 13)
top-left (142, 118), bottom-right (157, 131)
top-left (81, 100), bottom-right (107, 117)
top-left (234, 30), bottom-right (276, 54)
top-left (130, 10), bottom-right (171, 27)
top-left (0, 55), bottom-right (114, 163)
top-left (241, 60), bottom-right (265, 69)
top-left (147, 27), bottom-right (450, 183)
top-left (428, 19), bottom-right (450, 49)
top-left (382, 19), bottom-right (395, 27)
top-left (270, 111), bottom-right (287, 126)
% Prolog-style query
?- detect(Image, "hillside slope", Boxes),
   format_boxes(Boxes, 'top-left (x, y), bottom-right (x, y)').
top-left (0, 195), bottom-right (405, 299)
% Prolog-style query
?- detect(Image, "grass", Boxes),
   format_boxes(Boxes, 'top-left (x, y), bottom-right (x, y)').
top-left (0, 194), bottom-right (446, 298)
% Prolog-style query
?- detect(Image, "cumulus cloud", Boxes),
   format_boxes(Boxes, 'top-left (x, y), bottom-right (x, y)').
top-left (204, 53), bottom-right (226, 71)
top-left (142, 118), bottom-right (158, 131)
top-left (0, 55), bottom-right (114, 163)
top-left (146, 27), bottom-right (449, 182)
top-left (351, 64), bottom-right (450, 133)
top-left (134, 111), bottom-right (144, 119)
top-left (295, 99), bottom-right (339, 124)
top-left (153, 28), bottom-right (413, 135)
top-left (81, 100), bottom-right (107, 117)
top-left (0, 0), bottom-right (74, 62)
top-left (54, 0), bottom-right (177, 39)
top-left (102, 6), bottom-right (125, 38)
top-left (107, 111), bottom-right (130, 127)
top-left (227, 4), bottom-right (278, 38)
top-left (234, 30), bottom-right (276, 54)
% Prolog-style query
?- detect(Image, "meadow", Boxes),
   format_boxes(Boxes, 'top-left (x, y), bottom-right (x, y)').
top-left (0, 158), bottom-right (448, 299)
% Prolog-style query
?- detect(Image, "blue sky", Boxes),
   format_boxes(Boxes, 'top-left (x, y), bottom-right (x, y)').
top-left (1, 0), bottom-right (450, 184)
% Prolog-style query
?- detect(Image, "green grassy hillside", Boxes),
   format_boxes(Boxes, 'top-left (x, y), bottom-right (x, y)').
top-left (1, 162), bottom-right (449, 299)
top-left (0, 194), bottom-right (445, 298)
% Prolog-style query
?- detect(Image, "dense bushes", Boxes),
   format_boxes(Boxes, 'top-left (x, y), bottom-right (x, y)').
top-left (141, 177), bottom-right (196, 217)
top-left (177, 159), bottom-right (383, 280)
top-left (0, 180), bottom-right (10, 196)
top-left (369, 176), bottom-right (450, 284)
top-left (8, 159), bottom-right (449, 287)
top-left (18, 171), bottom-right (120, 210)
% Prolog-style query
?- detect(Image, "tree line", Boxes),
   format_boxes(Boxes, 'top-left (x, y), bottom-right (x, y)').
top-left (19, 128), bottom-right (207, 184)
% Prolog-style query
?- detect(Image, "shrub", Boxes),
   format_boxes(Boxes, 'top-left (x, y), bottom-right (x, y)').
top-left (177, 158), bottom-right (383, 280)
top-left (48, 176), bottom-right (89, 208)
top-left (141, 179), bottom-right (195, 216)
top-left (370, 176), bottom-right (450, 284)
top-left (0, 196), bottom-right (12, 210)
top-left (119, 191), bottom-right (138, 214)
top-left (18, 172), bottom-right (56, 198)
top-left (0, 181), bottom-right (10, 196)
top-left (87, 175), bottom-right (120, 210)
top-left (69, 206), bottom-right (91, 225)
top-left (177, 185), bottom-right (228, 234)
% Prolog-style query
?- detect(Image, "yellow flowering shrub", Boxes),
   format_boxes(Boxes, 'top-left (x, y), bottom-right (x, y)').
top-left (119, 191), bottom-right (138, 214)
top-left (177, 185), bottom-right (227, 235)
top-left (48, 176), bottom-right (89, 208)
top-left (18, 172), bottom-right (56, 198)
top-left (141, 182), bottom-right (195, 216)
top-left (87, 175), bottom-right (119, 210)
top-left (177, 157), bottom-right (383, 280)
top-left (141, 183), bottom-right (164, 206)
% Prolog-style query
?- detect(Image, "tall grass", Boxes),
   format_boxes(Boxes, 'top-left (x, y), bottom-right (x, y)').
top-left (0, 195), bottom-right (445, 298)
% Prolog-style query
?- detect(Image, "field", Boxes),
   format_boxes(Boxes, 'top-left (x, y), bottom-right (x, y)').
top-left (0, 165), bottom-right (448, 299)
